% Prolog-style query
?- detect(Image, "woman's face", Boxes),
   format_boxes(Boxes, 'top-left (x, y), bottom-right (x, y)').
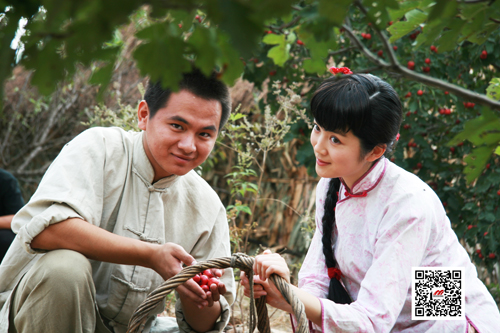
top-left (310, 122), bottom-right (383, 190)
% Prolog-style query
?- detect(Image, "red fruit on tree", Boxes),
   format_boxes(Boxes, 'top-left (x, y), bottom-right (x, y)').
top-left (450, 147), bottom-right (455, 153)
top-left (486, 163), bottom-right (490, 169)
top-left (422, 66), bottom-right (430, 73)
top-left (488, 253), bottom-right (496, 259)
top-left (476, 249), bottom-right (482, 254)
top-left (417, 90), bottom-right (423, 96)
top-left (393, 45), bottom-right (398, 51)
top-left (405, 92), bottom-right (412, 98)
top-left (430, 45), bottom-right (438, 53)
top-left (497, 190), bottom-right (500, 195)
top-left (269, 70), bottom-right (277, 76)
top-left (178, 24), bottom-right (183, 28)
top-left (457, 142), bottom-right (464, 147)
top-left (388, 21), bottom-right (393, 26)
top-left (253, 58), bottom-right (259, 63)
top-left (479, 253), bottom-right (484, 259)
top-left (403, 124), bottom-right (411, 130)
top-left (361, 32), bottom-right (366, 38)
top-left (468, 225), bottom-right (473, 230)
top-left (445, 109), bottom-right (451, 115)
top-left (406, 111), bottom-right (411, 117)
top-left (444, 91), bottom-right (449, 95)
top-left (407, 61), bottom-right (415, 70)
top-left (296, 39), bottom-right (304, 46)
top-left (377, 50), bottom-right (383, 57)
top-left (364, 33), bottom-right (372, 39)
top-left (480, 50), bottom-right (488, 59)
top-left (456, 119), bottom-right (461, 124)
top-left (417, 163), bottom-right (422, 169)
top-left (439, 109), bottom-right (445, 115)
top-left (484, 232), bottom-right (489, 236)
top-left (425, 58), bottom-right (431, 64)
top-left (443, 202), bottom-right (447, 207)
top-left (266, 30), bottom-right (273, 34)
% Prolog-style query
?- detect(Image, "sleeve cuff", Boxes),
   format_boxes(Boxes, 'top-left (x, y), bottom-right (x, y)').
top-left (175, 295), bottom-right (231, 332)
top-left (15, 203), bottom-right (83, 254)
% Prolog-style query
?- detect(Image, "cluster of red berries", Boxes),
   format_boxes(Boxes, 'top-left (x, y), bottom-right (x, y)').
top-left (439, 108), bottom-right (451, 115)
top-left (195, 15), bottom-right (202, 23)
top-left (475, 249), bottom-right (495, 260)
top-left (361, 32), bottom-right (372, 40)
top-left (430, 45), bottom-right (438, 53)
top-left (408, 142), bottom-right (417, 148)
top-left (463, 102), bottom-right (475, 108)
top-left (193, 270), bottom-right (220, 292)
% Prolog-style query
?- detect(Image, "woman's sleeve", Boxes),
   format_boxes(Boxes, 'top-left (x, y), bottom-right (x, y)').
top-left (11, 128), bottom-right (111, 254)
top-left (318, 193), bottom-right (435, 332)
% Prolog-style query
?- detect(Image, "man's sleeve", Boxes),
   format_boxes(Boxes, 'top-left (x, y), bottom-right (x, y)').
top-left (11, 128), bottom-right (109, 254)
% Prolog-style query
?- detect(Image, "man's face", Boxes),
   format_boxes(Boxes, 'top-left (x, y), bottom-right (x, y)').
top-left (138, 90), bottom-right (222, 182)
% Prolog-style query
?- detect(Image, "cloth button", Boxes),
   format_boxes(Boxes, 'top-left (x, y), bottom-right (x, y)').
top-left (148, 185), bottom-right (155, 192)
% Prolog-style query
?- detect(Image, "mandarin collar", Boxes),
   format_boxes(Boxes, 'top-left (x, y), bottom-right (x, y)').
top-left (339, 157), bottom-right (387, 200)
top-left (132, 131), bottom-right (180, 190)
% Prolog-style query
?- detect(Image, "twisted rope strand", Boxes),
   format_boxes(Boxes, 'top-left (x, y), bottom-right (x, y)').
top-left (126, 253), bottom-right (307, 333)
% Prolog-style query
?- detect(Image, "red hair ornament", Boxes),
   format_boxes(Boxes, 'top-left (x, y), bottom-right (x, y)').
top-left (329, 66), bottom-right (353, 75)
top-left (328, 267), bottom-right (343, 280)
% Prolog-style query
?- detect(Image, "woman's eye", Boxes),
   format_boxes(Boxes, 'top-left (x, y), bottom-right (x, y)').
top-left (330, 136), bottom-right (340, 144)
top-left (313, 124), bottom-right (320, 132)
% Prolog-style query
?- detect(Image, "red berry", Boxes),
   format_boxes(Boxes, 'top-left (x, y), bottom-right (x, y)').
top-left (193, 274), bottom-right (201, 284)
top-left (445, 109), bottom-right (451, 115)
top-left (364, 33), bottom-right (372, 39)
top-left (425, 58), bottom-right (431, 64)
top-left (266, 30), bottom-right (273, 34)
top-left (479, 253), bottom-right (484, 259)
top-left (203, 269), bottom-right (214, 278)
top-left (393, 45), bottom-right (398, 51)
top-left (430, 45), bottom-right (438, 53)
top-left (445, 91), bottom-right (449, 95)
top-left (480, 50), bottom-right (488, 59)
top-left (296, 39), bottom-right (304, 46)
top-left (443, 202), bottom-right (447, 207)
top-left (484, 232), bottom-right (489, 236)
top-left (361, 33), bottom-right (366, 38)
top-left (457, 142), bottom-right (464, 147)
top-left (450, 147), bottom-right (455, 153)
top-left (269, 70), bottom-right (277, 76)
top-left (178, 24), bottom-right (182, 28)
top-left (195, 15), bottom-right (200, 20)
top-left (486, 163), bottom-right (490, 169)
top-left (253, 58), bottom-right (259, 63)
top-left (417, 89), bottom-right (423, 96)
top-left (456, 119), bottom-right (461, 124)
top-left (489, 253), bottom-right (496, 259)
top-left (406, 111), bottom-right (411, 117)
top-left (476, 249), bottom-right (482, 254)
top-left (497, 190), bottom-right (500, 195)
top-left (422, 66), bottom-right (430, 73)
top-left (417, 163), bottom-right (422, 169)
top-left (377, 50), bottom-right (383, 57)
top-left (468, 225), bottom-right (473, 230)
top-left (403, 124), bottom-right (411, 129)
top-left (405, 92), bottom-right (412, 98)
top-left (388, 21), bottom-right (393, 26)
top-left (200, 274), bottom-right (209, 286)
top-left (407, 61), bottom-right (415, 70)
top-left (439, 108), bottom-right (445, 115)
top-left (201, 284), bottom-right (210, 292)
top-left (470, 103), bottom-right (475, 108)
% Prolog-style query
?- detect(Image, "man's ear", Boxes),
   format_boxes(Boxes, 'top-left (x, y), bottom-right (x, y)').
top-left (138, 100), bottom-right (149, 131)
top-left (366, 144), bottom-right (387, 162)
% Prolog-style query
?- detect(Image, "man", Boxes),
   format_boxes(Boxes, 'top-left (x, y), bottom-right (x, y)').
top-left (0, 169), bottom-right (25, 262)
top-left (0, 68), bottom-right (234, 333)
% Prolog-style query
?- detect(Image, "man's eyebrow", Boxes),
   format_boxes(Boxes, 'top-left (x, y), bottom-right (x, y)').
top-left (169, 115), bottom-right (217, 132)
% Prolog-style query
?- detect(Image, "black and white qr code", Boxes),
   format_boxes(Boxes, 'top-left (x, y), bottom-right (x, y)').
top-left (411, 267), bottom-right (464, 320)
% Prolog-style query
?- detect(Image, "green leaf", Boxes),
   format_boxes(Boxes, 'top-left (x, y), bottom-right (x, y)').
top-left (387, 9), bottom-right (427, 43)
top-left (467, 22), bottom-right (498, 45)
top-left (188, 27), bottom-right (218, 76)
top-left (435, 19), bottom-right (465, 53)
top-left (263, 33), bottom-right (290, 66)
top-left (318, 0), bottom-right (351, 25)
top-left (464, 145), bottom-right (496, 183)
top-left (89, 62), bottom-right (114, 100)
top-left (495, 146), bottom-right (500, 156)
top-left (303, 58), bottom-right (326, 74)
top-left (486, 78), bottom-right (500, 101)
top-left (217, 32), bottom-right (245, 86)
top-left (387, 1), bottom-right (420, 22)
top-left (448, 107), bottom-right (500, 146)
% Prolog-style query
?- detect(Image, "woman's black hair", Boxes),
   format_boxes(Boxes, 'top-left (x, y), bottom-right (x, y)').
top-left (312, 74), bottom-right (402, 304)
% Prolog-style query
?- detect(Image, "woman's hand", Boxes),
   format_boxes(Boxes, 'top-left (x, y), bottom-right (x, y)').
top-left (240, 250), bottom-right (293, 312)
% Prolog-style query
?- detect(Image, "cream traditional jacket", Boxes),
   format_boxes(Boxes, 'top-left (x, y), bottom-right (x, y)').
top-left (297, 157), bottom-right (500, 332)
top-left (0, 127), bottom-right (235, 333)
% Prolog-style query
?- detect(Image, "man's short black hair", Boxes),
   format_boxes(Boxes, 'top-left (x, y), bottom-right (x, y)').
top-left (144, 68), bottom-right (231, 131)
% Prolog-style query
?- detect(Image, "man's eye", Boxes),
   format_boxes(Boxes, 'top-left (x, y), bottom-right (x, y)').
top-left (200, 132), bottom-right (211, 138)
top-left (171, 124), bottom-right (183, 130)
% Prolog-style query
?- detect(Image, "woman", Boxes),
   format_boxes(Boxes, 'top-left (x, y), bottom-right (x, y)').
top-left (241, 71), bottom-right (500, 332)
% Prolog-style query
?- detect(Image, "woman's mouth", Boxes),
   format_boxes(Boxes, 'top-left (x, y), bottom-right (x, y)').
top-left (316, 158), bottom-right (330, 166)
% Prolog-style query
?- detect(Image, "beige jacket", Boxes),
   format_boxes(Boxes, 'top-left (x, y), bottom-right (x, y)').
top-left (0, 127), bottom-right (234, 333)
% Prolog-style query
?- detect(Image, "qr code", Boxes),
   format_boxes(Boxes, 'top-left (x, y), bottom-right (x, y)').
top-left (412, 267), bottom-right (464, 320)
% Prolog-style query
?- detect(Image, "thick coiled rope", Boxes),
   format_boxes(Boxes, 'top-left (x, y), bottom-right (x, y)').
top-left (126, 253), bottom-right (308, 333)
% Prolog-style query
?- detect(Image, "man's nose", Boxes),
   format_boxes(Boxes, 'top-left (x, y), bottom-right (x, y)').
top-left (178, 134), bottom-right (196, 154)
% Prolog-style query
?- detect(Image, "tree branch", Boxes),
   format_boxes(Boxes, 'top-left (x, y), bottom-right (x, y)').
top-left (346, 0), bottom-right (500, 112)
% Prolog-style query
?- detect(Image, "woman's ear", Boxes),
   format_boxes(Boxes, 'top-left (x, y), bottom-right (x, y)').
top-left (366, 144), bottom-right (387, 162)
top-left (137, 100), bottom-right (149, 131)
